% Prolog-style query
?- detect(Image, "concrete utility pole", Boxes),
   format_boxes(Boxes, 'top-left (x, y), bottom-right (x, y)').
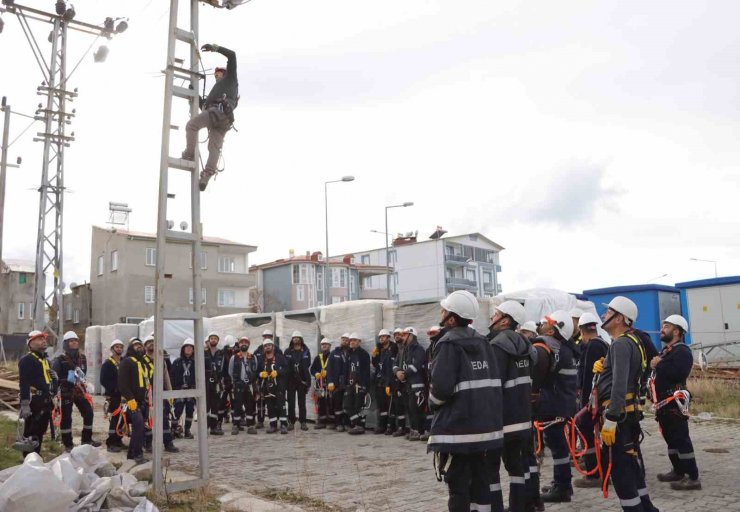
top-left (0, 99), bottom-right (10, 265)
top-left (384, 202), bottom-right (413, 299)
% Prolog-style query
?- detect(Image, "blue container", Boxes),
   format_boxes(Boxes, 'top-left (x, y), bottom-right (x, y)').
top-left (581, 284), bottom-right (682, 349)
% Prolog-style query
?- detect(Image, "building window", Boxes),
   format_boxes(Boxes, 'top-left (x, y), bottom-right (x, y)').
top-left (363, 276), bottom-right (372, 289)
top-left (145, 285), bottom-right (155, 304)
top-left (19, 273), bottom-right (27, 285)
top-left (97, 255), bottom-right (104, 276)
top-left (65, 302), bottom-right (72, 321)
top-left (73, 309), bottom-right (80, 324)
top-left (189, 288), bottom-right (207, 305)
top-left (361, 254), bottom-right (370, 264)
top-left (189, 251), bottom-right (207, 270)
top-left (145, 248), bottom-right (156, 267)
top-left (111, 250), bottom-right (119, 272)
top-left (483, 271), bottom-right (492, 284)
top-left (218, 255), bottom-right (236, 273)
top-left (331, 268), bottom-right (347, 288)
top-left (17, 302), bottom-right (25, 320)
top-left (292, 264), bottom-right (311, 284)
top-left (465, 268), bottom-right (476, 282)
top-left (388, 250), bottom-right (397, 265)
top-left (350, 274), bottom-right (356, 293)
top-left (317, 272), bottom-right (323, 290)
top-left (297, 285), bottom-right (305, 302)
top-left (218, 289), bottom-right (236, 307)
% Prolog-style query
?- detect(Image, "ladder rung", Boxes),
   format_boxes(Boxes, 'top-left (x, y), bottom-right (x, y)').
top-left (175, 28), bottom-right (195, 44)
top-left (168, 157), bottom-right (196, 170)
top-left (163, 309), bottom-right (201, 321)
top-left (173, 86), bottom-right (198, 99)
top-left (166, 230), bottom-right (197, 242)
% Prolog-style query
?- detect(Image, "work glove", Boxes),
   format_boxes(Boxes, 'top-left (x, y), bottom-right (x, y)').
top-left (601, 418), bottom-right (617, 446)
top-left (127, 399), bottom-right (138, 412)
top-left (270, 370), bottom-right (278, 379)
top-left (592, 357), bottom-right (605, 375)
top-left (259, 371), bottom-right (268, 379)
top-left (371, 348), bottom-right (379, 358)
top-left (315, 372), bottom-right (322, 380)
top-left (19, 399), bottom-right (31, 420)
top-left (328, 383), bottom-right (335, 392)
top-left (385, 386), bottom-right (391, 397)
top-left (200, 43), bottom-right (219, 52)
top-left (321, 369), bottom-right (327, 378)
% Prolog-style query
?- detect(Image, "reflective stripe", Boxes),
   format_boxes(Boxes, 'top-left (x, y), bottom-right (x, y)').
top-left (558, 368), bottom-right (577, 376)
top-left (60, 429), bottom-right (72, 434)
top-left (619, 496), bottom-right (641, 507)
top-left (553, 456), bottom-right (570, 466)
top-left (510, 476), bottom-right (526, 485)
top-left (429, 393), bottom-right (446, 406)
top-left (350, 414), bottom-right (360, 420)
top-left (667, 449), bottom-right (679, 455)
top-left (471, 504), bottom-right (491, 512)
top-left (524, 472), bottom-right (530, 480)
top-left (397, 415), bottom-right (406, 420)
top-left (504, 376), bottom-right (532, 389)
top-left (108, 429), bottom-right (117, 434)
top-left (529, 466), bottom-right (539, 474)
top-left (207, 413), bottom-right (218, 419)
top-left (637, 488), bottom-right (649, 496)
top-left (268, 417), bottom-right (277, 422)
top-left (82, 425), bottom-right (93, 430)
top-left (428, 429), bottom-right (503, 445)
top-left (411, 383), bottom-right (425, 389)
top-left (426, 414), bottom-right (434, 419)
top-left (489, 483), bottom-right (502, 492)
top-left (454, 379), bottom-right (502, 392)
top-left (678, 452), bottom-right (695, 460)
top-left (584, 447), bottom-right (596, 455)
top-left (408, 365), bottom-right (418, 373)
top-left (245, 415), bottom-right (254, 420)
top-left (380, 412), bottom-right (388, 416)
top-left (503, 421), bottom-right (531, 434)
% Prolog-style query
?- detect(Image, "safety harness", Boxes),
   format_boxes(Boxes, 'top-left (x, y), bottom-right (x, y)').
top-left (646, 343), bottom-right (691, 416)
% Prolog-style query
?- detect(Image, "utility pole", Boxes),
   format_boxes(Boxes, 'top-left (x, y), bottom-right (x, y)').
top-left (0, 1), bottom-right (128, 349)
top-left (0, 99), bottom-right (11, 265)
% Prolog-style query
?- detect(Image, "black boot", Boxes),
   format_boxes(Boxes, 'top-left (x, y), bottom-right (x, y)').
top-left (657, 470), bottom-right (684, 482)
top-left (540, 485), bottom-right (572, 503)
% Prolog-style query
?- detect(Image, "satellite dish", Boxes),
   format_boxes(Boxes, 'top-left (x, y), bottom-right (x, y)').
top-left (180, 221), bottom-right (188, 231)
top-left (167, 220), bottom-right (174, 229)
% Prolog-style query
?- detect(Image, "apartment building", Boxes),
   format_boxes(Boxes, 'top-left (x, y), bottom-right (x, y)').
top-left (0, 259), bottom-right (36, 336)
top-left (90, 226), bottom-right (257, 325)
top-left (62, 283), bottom-right (92, 340)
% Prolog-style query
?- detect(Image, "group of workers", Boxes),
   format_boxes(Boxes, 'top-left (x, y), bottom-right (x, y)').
top-left (17, 289), bottom-right (700, 511)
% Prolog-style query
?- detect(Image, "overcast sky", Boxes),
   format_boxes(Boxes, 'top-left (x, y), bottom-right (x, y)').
top-left (1, 0), bottom-right (739, 295)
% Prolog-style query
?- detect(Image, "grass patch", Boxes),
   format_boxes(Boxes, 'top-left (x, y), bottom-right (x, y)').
top-left (251, 487), bottom-right (347, 512)
top-left (687, 377), bottom-right (740, 419)
top-left (147, 486), bottom-right (221, 512)
top-left (0, 417), bottom-right (65, 470)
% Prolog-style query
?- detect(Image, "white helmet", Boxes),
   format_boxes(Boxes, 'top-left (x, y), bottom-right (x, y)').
top-left (63, 331), bottom-right (79, 342)
top-left (320, 338), bottom-right (332, 346)
top-left (182, 338), bottom-right (195, 348)
top-left (129, 336), bottom-right (143, 346)
top-left (569, 308), bottom-right (584, 319)
top-left (440, 290), bottom-right (479, 320)
top-left (262, 329), bottom-right (273, 337)
top-left (578, 312), bottom-right (602, 328)
top-left (603, 296), bottom-right (638, 324)
top-left (349, 332), bottom-right (360, 340)
top-left (27, 330), bottom-right (46, 342)
top-left (403, 327), bottom-right (417, 336)
top-left (341, 333), bottom-right (350, 339)
top-left (393, 328), bottom-right (403, 335)
top-left (206, 331), bottom-right (220, 341)
top-left (110, 339), bottom-right (124, 348)
top-left (224, 334), bottom-right (236, 346)
top-left (519, 321), bottom-right (538, 334)
top-left (495, 300), bottom-right (526, 327)
top-left (262, 338), bottom-right (274, 346)
top-left (548, 310), bottom-right (574, 340)
top-left (291, 330), bottom-right (303, 339)
top-left (378, 329), bottom-right (391, 337)
top-left (144, 333), bottom-right (155, 343)
top-left (663, 314), bottom-right (689, 333)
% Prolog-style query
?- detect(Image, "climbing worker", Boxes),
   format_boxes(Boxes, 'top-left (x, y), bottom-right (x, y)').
top-left (487, 301), bottom-right (535, 512)
top-left (535, 310), bottom-right (578, 503)
top-left (118, 338), bottom-right (149, 464)
top-left (256, 337), bottom-right (289, 434)
top-left (100, 339), bottom-right (126, 452)
top-left (182, 43), bottom-right (238, 191)
top-left (310, 338), bottom-right (333, 429)
top-left (204, 331), bottom-right (227, 435)
top-left (595, 296), bottom-right (659, 512)
top-left (53, 331), bottom-right (100, 451)
top-left (344, 333), bottom-right (371, 435)
top-left (171, 338), bottom-right (197, 439)
top-left (572, 312), bottom-right (610, 489)
top-left (393, 327), bottom-right (428, 441)
top-left (229, 336), bottom-right (258, 435)
top-left (428, 290), bottom-right (504, 512)
top-left (372, 329), bottom-right (398, 434)
top-left (285, 331), bottom-right (312, 431)
top-left (327, 334), bottom-right (351, 431)
top-left (18, 330), bottom-right (57, 457)
top-left (653, 314), bottom-right (701, 491)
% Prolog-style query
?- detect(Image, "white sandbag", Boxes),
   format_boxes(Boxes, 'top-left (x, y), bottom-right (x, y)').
top-left (0, 456), bottom-right (77, 512)
top-left (49, 457), bottom-right (83, 495)
top-left (84, 326), bottom-right (102, 394)
top-left (70, 475), bottom-right (112, 512)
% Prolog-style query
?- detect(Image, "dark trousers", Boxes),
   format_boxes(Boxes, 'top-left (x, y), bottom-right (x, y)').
top-left (60, 392), bottom-right (93, 447)
top-left (657, 411), bottom-right (698, 480)
top-left (219, 387), bottom-right (232, 422)
top-left (162, 399), bottom-right (173, 445)
top-left (485, 448), bottom-right (504, 512)
top-left (232, 384), bottom-right (256, 426)
top-left (342, 385), bottom-right (366, 427)
top-left (542, 417), bottom-right (571, 489)
top-left (332, 388), bottom-right (347, 425)
top-left (405, 385), bottom-right (425, 433)
top-left (141, 401), bottom-right (152, 448)
top-left (444, 452), bottom-right (491, 512)
top-left (524, 429), bottom-right (541, 507)
top-left (265, 396), bottom-right (287, 427)
top-left (174, 398), bottom-right (196, 434)
top-left (206, 383), bottom-right (220, 429)
top-left (502, 438), bottom-right (527, 512)
top-left (600, 418), bottom-right (658, 512)
top-left (287, 381), bottom-right (308, 423)
top-left (23, 394), bottom-right (52, 456)
top-left (126, 409), bottom-right (145, 460)
top-left (393, 388), bottom-right (407, 430)
top-left (106, 396), bottom-right (124, 447)
top-left (375, 385), bottom-right (391, 430)
top-left (315, 388), bottom-right (330, 424)
top-left (577, 412), bottom-right (598, 473)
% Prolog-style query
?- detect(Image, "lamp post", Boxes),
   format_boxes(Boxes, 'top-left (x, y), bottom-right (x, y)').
top-left (324, 176), bottom-right (354, 305)
top-left (385, 202), bottom-right (414, 299)
top-left (690, 258), bottom-right (718, 278)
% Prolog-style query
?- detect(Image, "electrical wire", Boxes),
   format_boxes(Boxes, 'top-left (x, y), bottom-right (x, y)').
top-left (8, 117), bottom-right (40, 148)
top-left (9, 110), bottom-right (37, 120)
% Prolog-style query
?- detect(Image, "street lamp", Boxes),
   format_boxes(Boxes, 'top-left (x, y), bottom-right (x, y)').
top-left (324, 176), bottom-right (354, 305)
top-left (385, 202), bottom-right (414, 299)
top-left (690, 258), bottom-right (718, 278)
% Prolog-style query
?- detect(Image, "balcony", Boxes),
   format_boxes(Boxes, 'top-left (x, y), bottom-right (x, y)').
top-left (445, 254), bottom-right (473, 266)
top-left (483, 282), bottom-right (494, 292)
top-left (446, 277), bottom-right (477, 289)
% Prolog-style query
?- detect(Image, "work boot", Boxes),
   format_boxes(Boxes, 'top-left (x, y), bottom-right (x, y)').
top-left (573, 475), bottom-right (601, 488)
top-left (266, 425), bottom-right (277, 434)
top-left (374, 426), bottom-right (386, 435)
top-left (657, 470), bottom-right (684, 482)
top-left (392, 427), bottom-right (407, 437)
top-left (209, 427), bottom-right (224, 436)
top-left (671, 477), bottom-right (702, 491)
top-left (164, 443), bottom-right (179, 453)
top-left (280, 424), bottom-right (288, 435)
top-left (540, 485), bottom-right (572, 503)
top-left (82, 440), bottom-right (102, 448)
top-left (184, 430), bottom-right (194, 439)
top-left (199, 169), bottom-right (216, 192)
top-left (532, 498), bottom-right (545, 511)
top-left (247, 427), bottom-right (258, 435)
top-left (384, 427), bottom-right (394, 435)
top-left (327, 423), bottom-right (337, 430)
top-left (407, 430), bottom-right (421, 441)
top-left (336, 424), bottom-right (346, 433)
top-left (231, 424), bottom-right (240, 435)
top-left (181, 150), bottom-right (194, 161)
top-left (64, 444), bottom-right (74, 453)
top-left (106, 445), bottom-right (122, 453)
top-left (144, 444), bottom-right (152, 454)
top-left (541, 482), bottom-right (573, 496)
top-left (314, 422), bottom-right (326, 430)
top-left (133, 456), bottom-right (149, 465)
top-left (349, 425), bottom-right (365, 435)
top-left (419, 432), bottom-right (429, 442)
top-left (256, 421), bottom-right (265, 429)
top-left (300, 422), bottom-right (308, 431)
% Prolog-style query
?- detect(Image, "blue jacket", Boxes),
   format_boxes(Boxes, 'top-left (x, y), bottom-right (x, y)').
top-left (19, 350), bottom-right (53, 401)
top-left (285, 343), bottom-right (312, 387)
top-left (653, 341), bottom-right (693, 414)
top-left (393, 336), bottom-right (427, 394)
top-left (576, 336), bottom-right (609, 409)
top-left (100, 356), bottom-right (120, 397)
top-left (346, 346), bottom-right (371, 388)
top-left (327, 346), bottom-right (350, 389)
top-left (372, 342), bottom-right (398, 387)
top-left (535, 335), bottom-right (578, 419)
top-left (427, 326), bottom-right (504, 454)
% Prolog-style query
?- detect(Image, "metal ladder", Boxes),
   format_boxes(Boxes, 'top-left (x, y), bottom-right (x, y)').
top-left (153, 0), bottom-right (209, 495)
